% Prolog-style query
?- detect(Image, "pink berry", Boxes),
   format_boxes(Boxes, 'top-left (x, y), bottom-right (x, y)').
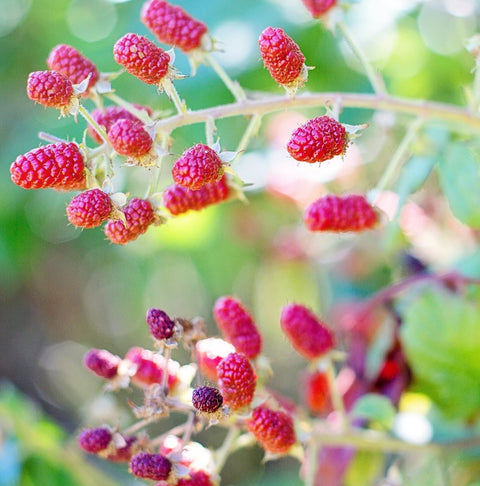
top-left (217, 352), bottom-right (256, 410)
top-left (130, 452), bottom-right (172, 481)
top-left (302, 0), bottom-right (337, 18)
top-left (46, 44), bottom-right (99, 94)
top-left (66, 188), bottom-right (113, 228)
top-left (10, 142), bottom-right (86, 190)
top-left (304, 194), bottom-right (378, 232)
top-left (192, 386), bottom-right (223, 413)
top-left (146, 308), bottom-right (175, 340)
top-left (177, 470), bottom-right (215, 486)
top-left (78, 427), bottom-right (112, 453)
top-left (172, 144), bottom-right (224, 191)
top-left (195, 338), bottom-right (235, 382)
top-left (84, 348), bottom-right (121, 379)
top-left (108, 118), bottom-right (153, 157)
top-left (280, 303), bottom-right (335, 360)
top-left (141, 0), bottom-right (208, 53)
top-left (213, 296), bottom-right (262, 359)
top-left (27, 70), bottom-right (74, 109)
top-left (258, 27), bottom-right (306, 87)
top-left (287, 116), bottom-right (347, 163)
top-left (113, 33), bottom-right (171, 85)
top-left (246, 405), bottom-right (296, 454)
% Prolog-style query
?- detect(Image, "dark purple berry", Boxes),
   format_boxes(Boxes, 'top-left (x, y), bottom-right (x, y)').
top-left (78, 427), bottom-right (112, 453)
top-left (130, 452), bottom-right (172, 481)
top-left (146, 308), bottom-right (175, 340)
top-left (192, 386), bottom-right (223, 413)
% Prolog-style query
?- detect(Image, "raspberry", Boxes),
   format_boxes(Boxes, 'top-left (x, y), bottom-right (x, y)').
top-left (78, 427), bottom-right (112, 453)
top-left (177, 470), bottom-right (215, 486)
top-left (217, 352), bottom-right (256, 410)
top-left (195, 338), bottom-right (235, 382)
top-left (163, 175), bottom-right (230, 216)
top-left (246, 405), bottom-right (296, 454)
top-left (105, 436), bottom-right (137, 462)
top-left (84, 348), bottom-right (121, 379)
top-left (104, 198), bottom-right (156, 244)
top-left (287, 116), bottom-right (347, 163)
top-left (280, 303), bottom-right (335, 360)
top-left (46, 44), bottom-right (99, 94)
top-left (124, 346), bottom-right (180, 389)
top-left (26, 70), bottom-right (74, 109)
top-left (192, 386), bottom-right (223, 413)
top-left (108, 118), bottom-right (153, 157)
top-left (10, 142), bottom-right (86, 190)
top-left (130, 452), bottom-right (172, 481)
top-left (302, 0), bottom-right (337, 17)
top-left (172, 144), bottom-right (224, 191)
top-left (303, 370), bottom-right (331, 414)
top-left (303, 194), bottom-right (378, 232)
top-left (213, 296), bottom-right (262, 359)
top-left (66, 188), bottom-right (113, 228)
top-left (146, 308), bottom-right (175, 340)
top-left (113, 33), bottom-right (171, 85)
top-left (258, 27), bottom-right (306, 88)
top-left (141, 0), bottom-right (208, 53)
top-left (89, 105), bottom-right (152, 144)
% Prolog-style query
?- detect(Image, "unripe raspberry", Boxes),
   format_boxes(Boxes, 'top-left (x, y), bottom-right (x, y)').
top-left (10, 142), bottom-right (86, 190)
top-left (303, 370), bottom-right (331, 414)
top-left (78, 427), bottom-right (112, 453)
top-left (302, 0), bottom-right (337, 17)
top-left (104, 198), bottom-right (156, 245)
top-left (192, 386), bottom-right (223, 413)
top-left (141, 0), bottom-right (208, 53)
top-left (146, 308), bottom-right (175, 340)
top-left (213, 296), bottom-right (262, 359)
top-left (113, 33), bottom-right (170, 85)
top-left (46, 44), bottom-right (99, 94)
top-left (130, 452), bottom-right (172, 481)
top-left (280, 303), bottom-right (335, 360)
top-left (66, 188), bottom-right (113, 228)
top-left (163, 175), bottom-right (230, 216)
top-left (108, 118), bottom-right (153, 157)
top-left (304, 194), bottom-right (378, 232)
top-left (84, 348), bottom-right (121, 379)
top-left (258, 27), bottom-right (307, 89)
top-left (195, 338), bottom-right (235, 382)
top-left (217, 352), bottom-right (256, 410)
top-left (172, 144), bottom-right (224, 191)
top-left (287, 116), bottom-right (347, 163)
top-left (177, 470), bottom-right (215, 486)
top-left (27, 70), bottom-right (74, 109)
top-left (246, 405), bottom-right (296, 454)
top-left (89, 105), bottom-right (152, 144)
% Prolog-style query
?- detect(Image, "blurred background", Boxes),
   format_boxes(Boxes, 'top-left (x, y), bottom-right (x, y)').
top-left (1, 0), bottom-right (480, 485)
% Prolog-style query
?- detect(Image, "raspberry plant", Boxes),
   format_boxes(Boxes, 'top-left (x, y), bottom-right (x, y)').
top-left (7, 1), bottom-right (480, 485)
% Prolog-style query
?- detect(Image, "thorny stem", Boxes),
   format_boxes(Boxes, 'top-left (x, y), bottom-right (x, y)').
top-left (123, 417), bottom-right (156, 436)
top-left (336, 21), bottom-right (387, 95)
top-left (205, 53), bottom-right (247, 102)
top-left (181, 411), bottom-right (195, 444)
top-left (163, 78), bottom-right (187, 115)
top-left (78, 105), bottom-right (109, 145)
top-left (214, 426), bottom-right (241, 474)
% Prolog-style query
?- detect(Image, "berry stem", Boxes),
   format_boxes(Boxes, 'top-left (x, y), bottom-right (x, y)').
top-left (37, 131), bottom-right (68, 144)
top-left (335, 21), bottom-right (386, 95)
top-left (104, 92), bottom-right (153, 125)
top-left (162, 347), bottom-right (171, 393)
top-left (214, 426), bottom-right (241, 474)
top-left (123, 417), bottom-right (156, 435)
top-left (304, 439), bottom-right (318, 486)
top-left (181, 411), bottom-right (195, 444)
top-left (78, 105), bottom-right (109, 145)
top-left (205, 116), bottom-right (216, 147)
top-left (324, 360), bottom-right (348, 431)
top-left (149, 423), bottom-right (190, 448)
top-left (162, 78), bottom-right (187, 115)
top-left (146, 135), bottom-right (169, 197)
top-left (204, 53), bottom-right (247, 102)
top-left (234, 113), bottom-right (262, 160)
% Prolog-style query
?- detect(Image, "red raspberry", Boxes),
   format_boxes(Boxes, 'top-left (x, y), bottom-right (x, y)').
top-left (195, 338), bottom-right (235, 382)
top-left (304, 194), bottom-right (378, 232)
top-left (78, 427), bottom-right (112, 453)
top-left (141, 0), bottom-right (208, 53)
top-left (163, 175), bottom-right (230, 216)
top-left (280, 303), bottom-right (335, 360)
top-left (213, 296), bottom-right (262, 359)
top-left (46, 44), bottom-right (99, 94)
top-left (26, 70), bottom-right (74, 109)
top-left (130, 452), bottom-right (172, 481)
top-left (113, 33), bottom-right (171, 85)
top-left (108, 118), bottom-right (153, 158)
top-left (104, 198), bottom-right (156, 245)
top-left (66, 188), bottom-right (113, 228)
top-left (124, 346), bottom-right (180, 389)
top-left (287, 116), bottom-right (347, 163)
top-left (302, 0), bottom-right (337, 17)
top-left (10, 142), bottom-right (86, 190)
top-left (146, 308), bottom-right (175, 340)
top-left (89, 105), bottom-right (152, 144)
top-left (303, 370), bottom-right (331, 414)
top-left (258, 27), bottom-right (306, 87)
top-left (192, 386), bottom-right (223, 413)
top-left (172, 144), bottom-right (224, 191)
top-left (246, 405), bottom-right (296, 454)
top-left (176, 470), bottom-right (215, 486)
top-left (217, 352), bottom-right (256, 410)
top-left (84, 348), bottom-right (121, 379)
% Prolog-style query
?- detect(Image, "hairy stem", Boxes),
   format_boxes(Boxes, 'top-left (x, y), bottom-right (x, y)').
top-left (104, 92), bottom-right (153, 125)
top-left (205, 53), bottom-right (247, 102)
top-left (78, 105), bottom-right (109, 144)
top-left (214, 427), bottom-right (241, 474)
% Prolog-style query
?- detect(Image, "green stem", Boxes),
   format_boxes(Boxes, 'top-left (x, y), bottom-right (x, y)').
top-left (162, 78), bottom-right (187, 115)
top-left (104, 92), bottom-right (153, 125)
top-left (214, 427), bottom-right (241, 474)
top-left (205, 53), bottom-right (247, 102)
top-left (336, 21), bottom-right (386, 95)
top-left (305, 439), bottom-right (318, 486)
top-left (235, 113), bottom-right (262, 158)
top-left (205, 116), bottom-right (216, 146)
top-left (325, 360), bottom-right (348, 431)
top-left (38, 131), bottom-right (68, 144)
top-left (78, 105), bottom-right (109, 145)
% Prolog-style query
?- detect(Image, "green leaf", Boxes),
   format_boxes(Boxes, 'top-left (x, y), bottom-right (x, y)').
top-left (401, 288), bottom-right (480, 419)
top-left (350, 393), bottom-right (396, 429)
top-left (437, 143), bottom-right (480, 228)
